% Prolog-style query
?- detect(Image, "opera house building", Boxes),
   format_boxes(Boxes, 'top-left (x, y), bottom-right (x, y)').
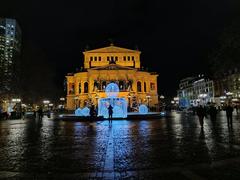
top-left (66, 44), bottom-right (159, 110)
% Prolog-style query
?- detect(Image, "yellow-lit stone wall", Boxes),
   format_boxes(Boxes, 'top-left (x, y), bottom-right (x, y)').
top-left (83, 45), bottom-right (141, 69)
top-left (66, 45), bottom-right (158, 110)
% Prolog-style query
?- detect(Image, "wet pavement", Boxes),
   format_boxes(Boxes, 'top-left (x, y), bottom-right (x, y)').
top-left (0, 111), bottom-right (240, 179)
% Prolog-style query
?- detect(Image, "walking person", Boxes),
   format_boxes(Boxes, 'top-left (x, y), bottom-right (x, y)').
top-left (197, 105), bottom-right (206, 129)
top-left (209, 104), bottom-right (217, 122)
top-left (37, 107), bottom-right (43, 120)
top-left (108, 104), bottom-right (113, 124)
top-left (226, 103), bottom-right (234, 127)
top-left (235, 104), bottom-right (239, 114)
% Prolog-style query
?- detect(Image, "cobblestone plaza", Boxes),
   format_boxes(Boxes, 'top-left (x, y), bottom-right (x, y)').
top-left (0, 111), bottom-right (240, 179)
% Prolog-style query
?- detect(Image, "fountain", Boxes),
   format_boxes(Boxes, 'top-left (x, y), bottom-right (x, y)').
top-left (74, 107), bottom-right (90, 116)
top-left (98, 83), bottom-right (127, 118)
top-left (57, 83), bottom-right (165, 121)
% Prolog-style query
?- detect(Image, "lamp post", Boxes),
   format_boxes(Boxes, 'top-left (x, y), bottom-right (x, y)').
top-left (159, 95), bottom-right (165, 111)
top-left (226, 92), bottom-right (233, 104)
top-left (128, 93), bottom-right (131, 112)
top-left (59, 97), bottom-right (65, 110)
top-left (12, 98), bottom-right (22, 119)
top-left (43, 100), bottom-right (50, 111)
top-left (95, 94), bottom-right (99, 107)
top-left (146, 95), bottom-right (151, 108)
top-left (74, 97), bottom-right (78, 109)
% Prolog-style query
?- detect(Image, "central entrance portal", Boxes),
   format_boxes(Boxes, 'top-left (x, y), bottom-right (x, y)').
top-left (98, 83), bottom-right (127, 118)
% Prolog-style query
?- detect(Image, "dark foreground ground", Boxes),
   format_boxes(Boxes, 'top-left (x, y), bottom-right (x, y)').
top-left (0, 111), bottom-right (240, 179)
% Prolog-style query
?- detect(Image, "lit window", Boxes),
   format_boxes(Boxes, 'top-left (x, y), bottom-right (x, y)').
top-left (137, 81), bottom-right (142, 92)
top-left (150, 83), bottom-right (155, 90)
top-left (144, 82), bottom-right (147, 92)
top-left (84, 82), bottom-right (88, 93)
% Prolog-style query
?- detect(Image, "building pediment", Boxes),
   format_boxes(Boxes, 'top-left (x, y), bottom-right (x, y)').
top-left (83, 45), bottom-right (141, 54)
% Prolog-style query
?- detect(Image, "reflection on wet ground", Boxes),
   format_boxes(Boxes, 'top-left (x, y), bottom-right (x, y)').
top-left (0, 111), bottom-right (240, 179)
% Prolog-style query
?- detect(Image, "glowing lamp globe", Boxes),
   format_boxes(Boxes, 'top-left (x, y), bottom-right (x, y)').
top-left (105, 83), bottom-right (119, 98)
top-left (75, 108), bottom-right (82, 116)
top-left (81, 107), bottom-right (90, 116)
top-left (139, 104), bottom-right (148, 114)
top-left (74, 107), bottom-right (90, 116)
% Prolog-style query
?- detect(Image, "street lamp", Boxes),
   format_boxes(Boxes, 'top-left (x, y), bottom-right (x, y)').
top-left (160, 95), bottom-right (164, 100)
top-left (43, 100), bottom-right (50, 111)
top-left (59, 97), bottom-right (65, 109)
top-left (12, 98), bottom-right (22, 119)
top-left (159, 95), bottom-right (165, 111)
top-left (146, 95), bottom-right (151, 108)
top-left (226, 92), bottom-right (233, 103)
top-left (95, 94), bottom-right (99, 107)
top-left (74, 97), bottom-right (78, 109)
top-left (128, 93), bottom-right (131, 112)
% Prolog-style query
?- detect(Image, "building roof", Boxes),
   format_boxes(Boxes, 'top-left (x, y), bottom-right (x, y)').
top-left (83, 45), bottom-right (141, 54)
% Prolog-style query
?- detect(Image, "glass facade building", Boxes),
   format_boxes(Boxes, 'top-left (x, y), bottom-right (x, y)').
top-left (0, 18), bottom-right (21, 99)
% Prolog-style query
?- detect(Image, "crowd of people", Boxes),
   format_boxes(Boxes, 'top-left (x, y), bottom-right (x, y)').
top-left (195, 102), bottom-right (238, 129)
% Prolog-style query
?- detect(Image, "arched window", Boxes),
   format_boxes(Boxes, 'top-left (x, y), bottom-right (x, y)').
top-left (144, 82), bottom-right (147, 92)
top-left (84, 82), bottom-right (88, 93)
top-left (94, 81), bottom-right (99, 91)
top-left (119, 81), bottom-right (124, 91)
top-left (128, 80), bottom-right (133, 91)
top-left (102, 81), bottom-right (106, 90)
top-left (137, 81), bottom-right (142, 92)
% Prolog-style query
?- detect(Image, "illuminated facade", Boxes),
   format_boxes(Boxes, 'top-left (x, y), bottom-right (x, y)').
top-left (214, 70), bottom-right (240, 105)
top-left (66, 44), bottom-right (159, 110)
top-left (0, 18), bottom-right (21, 99)
top-left (178, 75), bottom-right (215, 108)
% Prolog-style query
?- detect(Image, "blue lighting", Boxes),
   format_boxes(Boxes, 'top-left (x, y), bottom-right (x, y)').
top-left (160, 111), bottom-right (166, 116)
top-left (139, 104), bottom-right (148, 114)
top-left (98, 83), bottom-right (127, 118)
top-left (75, 107), bottom-right (90, 116)
top-left (105, 82), bottom-right (119, 98)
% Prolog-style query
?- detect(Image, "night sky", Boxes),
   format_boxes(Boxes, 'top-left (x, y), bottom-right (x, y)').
top-left (1, 0), bottom-right (239, 101)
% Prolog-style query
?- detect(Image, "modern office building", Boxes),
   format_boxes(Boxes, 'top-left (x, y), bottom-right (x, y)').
top-left (178, 75), bottom-right (215, 108)
top-left (0, 18), bottom-right (21, 99)
top-left (66, 44), bottom-right (159, 110)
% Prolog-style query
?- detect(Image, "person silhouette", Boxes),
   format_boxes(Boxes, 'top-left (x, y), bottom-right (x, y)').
top-left (209, 104), bottom-right (217, 122)
top-left (108, 104), bottom-right (113, 123)
top-left (37, 107), bottom-right (43, 120)
top-left (226, 103), bottom-right (234, 127)
top-left (90, 105), bottom-right (96, 118)
top-left (197, 105), bottom-right (206, 129)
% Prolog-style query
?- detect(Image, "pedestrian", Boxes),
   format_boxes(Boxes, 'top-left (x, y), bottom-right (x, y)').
top-left (208, 104), bottom-right (217, 122)
top-left (196, 105), bottom-right (206, 129)
top-left (22, 108), bottom-right (26, 120)
top-left (235, 104), bottom-right (239, 114)
top-left (90, 105), bottom-right (96, 119)
top-left (226, 103), bottom-right (234, 127)
top-left (33, 110), bottom-right (36, 119)
top-left (108, 104), bottom-right (113, 123)
top-left (37, 107), bottom-right (43, 120)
